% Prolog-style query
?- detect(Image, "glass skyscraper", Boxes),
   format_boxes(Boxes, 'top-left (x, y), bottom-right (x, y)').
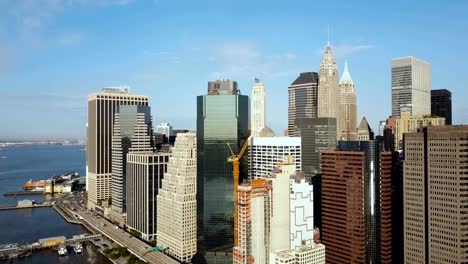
top-left (196, 80), bottom-right (249, 263)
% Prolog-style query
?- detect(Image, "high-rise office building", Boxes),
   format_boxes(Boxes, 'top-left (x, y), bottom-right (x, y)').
top-left (126, 152), bottom-right (170, 241)
top-left (156, 122), bottom-right (173, 138)
top-left (288, 72), bottom-right (319, 136)
top-left (251, 79), bottom-right (266, 137)
top-left (404, 126), bottom-right (468, 263)
top-left (233, 178), bottom-right (272, 264)
top-left (267, 157), bottom-right (296, 263)
top-left (391, 56), bottom-right (431, 117)
top-left (249, 136), bottom-right (301, 179)
top-left (379, 120), bottom-right (387, 136)
top-left (111, 105), bottom-right (155, 213)
top-left (317, 45), bottom-right (340, 139)
top-left (321, 140), bottom-right (392, 264)
top-left (197, 80), bottom-right (249, 262)
top-left (157, 133), bottom-right (197, 263)
top-left (394, 109), bottom-right (445, 150)
top-left (339, 60), bottom-right (357, 140)
top-left (431, 89), bottom-right (452, 125)
top-left (295, 118), bottom-right (337, 174)
top-left (290, 172), bottom-right (314, 250)
top-left (87, 87), bottom-right (148, 210)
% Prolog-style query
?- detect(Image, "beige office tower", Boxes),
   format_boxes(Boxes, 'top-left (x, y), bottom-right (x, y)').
top-left (404, 126), bottom-right (468, 264)
top-left (87, 87), bottom-right (148, 210)
top-left (356, 117), bottom-right (373, 141)
top-left (251, 79), bottom-right (267, 137)
top-left (392, 56), bottom-right (431, 117)
top-left (317, 45), bottom-right (340, 139)
top-left (394, 109), bottom-right (445, 150)
top-left (157, 133), bottom-right (197, 263)
top-left (339, 60), bottom-right (357, 140)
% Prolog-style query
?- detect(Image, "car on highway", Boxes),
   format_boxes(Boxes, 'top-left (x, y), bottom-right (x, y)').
top-left (100, 223), bottom-right (106, 226)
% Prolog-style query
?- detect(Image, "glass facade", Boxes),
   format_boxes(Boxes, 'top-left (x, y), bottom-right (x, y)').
top-left (196, 94), bottom-right (249, 260)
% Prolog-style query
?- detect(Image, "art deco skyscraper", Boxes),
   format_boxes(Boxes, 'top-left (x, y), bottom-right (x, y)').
top-left (251, 79), bottom-right (266, 137)
top-left (157, 133), bottom-right (197, 263)
top-left (317, 45), bottom-right (340, 139)
top-left (339, 60), bottom-right (358, 140)
top-left (391, 56), bottom-right (431, 117)
top-left (87, 87), bottom-right (148, 210)
top-left (404, 126), bottom-right (468, 263)
top-left (111, 105), bottom-right (155, 213)
top-left (197, 80), bottom-right (249, 263)
top-left (288, 72), bottom-right (319, 136)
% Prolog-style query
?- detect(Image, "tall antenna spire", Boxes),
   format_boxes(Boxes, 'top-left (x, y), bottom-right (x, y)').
top-left (327, 24), bottom-right (330, 46)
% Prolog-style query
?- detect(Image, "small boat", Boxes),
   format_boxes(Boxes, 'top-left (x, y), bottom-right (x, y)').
top-left (58, 244), bottom-right (67, 256)
top-left (1, 156), bottom-right (6, 159)
top-left (73, 243), bottom-right (83, 254)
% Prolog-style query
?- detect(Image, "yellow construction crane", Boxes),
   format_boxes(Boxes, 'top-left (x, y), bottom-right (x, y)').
top-left (227, 139), bottom-right (249, 247)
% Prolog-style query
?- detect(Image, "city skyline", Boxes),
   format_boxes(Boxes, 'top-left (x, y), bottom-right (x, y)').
top-left (0, 1), bottom-right (467, 141)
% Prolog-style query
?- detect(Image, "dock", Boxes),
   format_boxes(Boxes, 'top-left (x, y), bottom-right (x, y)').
top-left (0, 234), bottom-right (101, 260)
top-left (3, 191), bottom-right (43, 196)
top-left (0, 204), bottom-right (52, 211)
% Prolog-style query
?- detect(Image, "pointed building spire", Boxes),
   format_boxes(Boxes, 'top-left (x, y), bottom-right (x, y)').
top-left (340, 59), bottom-right (354, 84)
top-left (327, 24), bottom-right (330, 47)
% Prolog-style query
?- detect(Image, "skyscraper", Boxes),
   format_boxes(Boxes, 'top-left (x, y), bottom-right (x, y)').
top-left (156, 122), bottom-right (173, 138)
top-left (157, 133), bottom-right (197, 262)
top-left (267, 157), bottom-right (295, 263)
top-left (111, 105), bottom-right (155, 213)
top-left (391, 56), bottom-right (431, 117)
top-left (290, 172), bottom-right (314, 250)
top-left (295, 118), bottom-right (337, 174)
top-left (126, 152), bottom-right (170, 241)
top-left (339, 60), bottom-right (358, 140)
top-left (431, 89), bottom-right (452, 125)
top-left (288, 72), bottom-right (319, 136)
top-left (87, 87), bottom-right (148, 210)
top-left (197, 80), bottom-right (249, 262)
top-left (404, 126), bottom-right (468, 263)
top-left (249, 136), bottom-right (301, 179)
top-left (251, 79), bottom-right (266, 137)
top-left (317, 45), bottom-right (340, 139)
top-left (233, 178), bottom-right (272, 264)
top-left (321, 140), bottom-right (392, 264)
top-left (356, 117), bottom-right (374, 141)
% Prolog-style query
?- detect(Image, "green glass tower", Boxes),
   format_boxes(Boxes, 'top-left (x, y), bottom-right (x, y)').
top-left (197, 80), bottom-right (249, 263)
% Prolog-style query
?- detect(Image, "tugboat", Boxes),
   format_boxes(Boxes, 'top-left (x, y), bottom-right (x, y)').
top-left (73, 243), bottom-right (83, 254)
top-left (58, 244), bottom-right (67, 256)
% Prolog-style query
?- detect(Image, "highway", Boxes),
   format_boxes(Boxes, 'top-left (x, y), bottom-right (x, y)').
top-left (75, 210), bottom-right (177, 264)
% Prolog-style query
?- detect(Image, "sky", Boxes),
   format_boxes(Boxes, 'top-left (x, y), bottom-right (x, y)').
top-left (0, 0), bottom-right (467, 140)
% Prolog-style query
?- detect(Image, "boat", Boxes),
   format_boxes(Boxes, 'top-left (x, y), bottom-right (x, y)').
top-left (58, 244), bottom-right (67, 256)
top-left (73, 243), bottom-right (83, 254)
top-left (23, 180), bottom-right (46, 191)
top-left (1, 156), bottom-right (6, 159)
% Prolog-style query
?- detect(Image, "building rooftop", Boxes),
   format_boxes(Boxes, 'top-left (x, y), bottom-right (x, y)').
top-left (339, 60), bottom-right (354, 84)
top-left (290, 72), bottom-right (319, 85)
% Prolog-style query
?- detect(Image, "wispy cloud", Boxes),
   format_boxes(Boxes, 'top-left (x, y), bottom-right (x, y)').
top-left (58, 32), bottom-right (84, 45)
top-left (207, 42), bottom-right (302, 80)
top-left (317, 44), bottom-right (374, 58)
top-left (143, 50), bottom-right (173, 56)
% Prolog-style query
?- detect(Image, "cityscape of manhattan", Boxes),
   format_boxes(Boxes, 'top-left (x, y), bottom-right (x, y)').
top-left (0, 1), bottom-right (467, 264)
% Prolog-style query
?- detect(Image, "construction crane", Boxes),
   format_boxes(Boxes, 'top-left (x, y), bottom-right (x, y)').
top-left (227, 139), bottom-right (249, 247)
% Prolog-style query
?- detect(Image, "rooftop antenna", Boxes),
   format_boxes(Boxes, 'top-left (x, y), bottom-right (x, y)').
top-left (327, 24), bottom-right (330, 47)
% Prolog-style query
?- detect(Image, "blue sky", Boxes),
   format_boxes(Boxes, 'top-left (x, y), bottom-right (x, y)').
top-left (0, 0), bottom-right (467, 140)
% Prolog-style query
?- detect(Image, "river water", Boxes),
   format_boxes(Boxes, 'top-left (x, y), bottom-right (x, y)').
top-left (0, 145), bottom-right (110, 264)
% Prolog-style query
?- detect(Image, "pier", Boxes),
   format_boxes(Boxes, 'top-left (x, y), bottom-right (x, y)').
top-left (0, 234), bottom-right (101, 260)
top-left (3, 191), bottom-right (43, 196)
top-left (0, 204), bottom-right (52, 210)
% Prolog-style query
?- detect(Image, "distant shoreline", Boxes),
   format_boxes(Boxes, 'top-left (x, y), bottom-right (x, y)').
top-left (0, 143), bottom-right (85, 148)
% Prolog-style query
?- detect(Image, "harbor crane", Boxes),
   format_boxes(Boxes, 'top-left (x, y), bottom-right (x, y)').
top-left (227, 139), bottom-right (249, 247)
